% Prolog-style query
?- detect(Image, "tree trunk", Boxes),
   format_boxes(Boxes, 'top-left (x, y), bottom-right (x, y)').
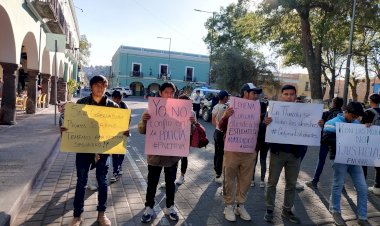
top-left (364, 55), bottom-right (370, 104)
top-left (297, 8), bottom-right (323, 102)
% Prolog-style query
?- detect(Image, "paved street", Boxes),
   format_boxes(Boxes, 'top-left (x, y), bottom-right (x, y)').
top-left (4, 97), bottom-right (380, 226)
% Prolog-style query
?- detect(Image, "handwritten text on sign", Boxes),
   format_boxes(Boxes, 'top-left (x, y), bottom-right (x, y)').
top-left (60, 103), bottom-right (131, 154)
top-left (224, 97), bottom-right (260, 153)
top-left (335, 123), bottom-right (380, 167)
top-left (145, 97), bottom-right (192, 157)
top-left (265, 101), bottom-right (323, 146)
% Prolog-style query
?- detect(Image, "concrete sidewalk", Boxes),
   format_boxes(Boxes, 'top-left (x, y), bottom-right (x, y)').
top-left (0, 106), bottom-right (61, 226)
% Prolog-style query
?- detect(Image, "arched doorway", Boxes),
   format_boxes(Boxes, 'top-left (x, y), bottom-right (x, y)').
top-left (130, 81), bottom-right (144, 96)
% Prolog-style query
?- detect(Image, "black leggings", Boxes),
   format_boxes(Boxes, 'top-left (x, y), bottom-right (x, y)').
top-left (180, 157), bottom-right (188, 174)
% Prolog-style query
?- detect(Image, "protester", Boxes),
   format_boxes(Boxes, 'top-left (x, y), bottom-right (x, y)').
top-left (264, 85), bottom-right (323, 224)
top-left (62, 75), bottom-right (128, 226)
top-left (251, 98), bottom-right (269, 188)
top-left (322, 102), bottom-right (369, 226)
top-left (306, 97), bottom-right (343, 189)
top-left (192, 90), bottom-right (201, 118)
top-left (218, 83), bottom-right (261, 222)
top-left (361, 93), bottom-right (380, 196)
top-left (110, 90), bottom-right (130, 183)
top-left (138, 82), bottom-right (196, 223)
top-left (211, 90), bottom-right (229, 184)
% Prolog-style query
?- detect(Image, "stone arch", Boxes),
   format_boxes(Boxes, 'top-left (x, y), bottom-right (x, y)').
top-left (59, 60), bottom-right (63, 77)
top-left (41, 48), bottom-right (51, 74)
top-left (20, 32), bottom-right (39, 70)
top-left (130, 81), bottom-right (144, 96)
top-left (0, 5), bottom-right (16, 64)
top-left (147, 83), bottom-right (160, 93)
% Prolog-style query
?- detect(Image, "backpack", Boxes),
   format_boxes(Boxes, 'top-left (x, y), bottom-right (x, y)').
top-left (190, 122), bottom-right (209, 148)
top-left (368, 108), bottom-right (380, 126)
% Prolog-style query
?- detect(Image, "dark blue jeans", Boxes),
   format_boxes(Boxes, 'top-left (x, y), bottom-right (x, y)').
top-left (112, 154), bottom-right (125, 175)
top-left (145, 163), bottom-right (178, 208)
top-left (73, 153), bottom-right (109, 217)
top-left (311, 144), bottom-right (329, 184)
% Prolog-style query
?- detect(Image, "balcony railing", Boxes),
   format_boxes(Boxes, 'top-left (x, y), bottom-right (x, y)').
top-left (32, 0), bottom-right (66, 34)
top-left (130, 71), bottom-right (143, 77)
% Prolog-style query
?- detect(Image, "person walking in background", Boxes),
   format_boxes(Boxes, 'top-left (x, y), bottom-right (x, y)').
top-left (110, 90), bottom-right (130, 183)
top-left (361, 93), bottom-right (380, 196)
top-left (322, 102), bottom-right (370, 226)
top-left (211, 90), bottom-right (229, 184)
top-left (192, 90), bottom-right (201, 118)
top-left (306, 97), bottom-right (343, 189)
top-left (62, 75), bottom-right (121, 226)
top-left (138, 82), bottom-right (196, 223)
top-left (218, 83), bottom-right (262, 222)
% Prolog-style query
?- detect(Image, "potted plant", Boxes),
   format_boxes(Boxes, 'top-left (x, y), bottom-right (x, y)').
top-left (67, 79), bottom-right (78, 101)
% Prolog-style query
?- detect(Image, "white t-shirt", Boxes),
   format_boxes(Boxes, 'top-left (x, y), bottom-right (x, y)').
top-left (212, 103), bottom-right (227, 131)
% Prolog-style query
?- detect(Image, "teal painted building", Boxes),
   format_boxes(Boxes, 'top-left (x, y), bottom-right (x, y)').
top-left (111, 45), bottom-right (210, 96)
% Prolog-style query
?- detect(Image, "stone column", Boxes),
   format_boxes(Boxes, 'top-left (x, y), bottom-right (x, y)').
top-left (57, 77), bottom-right (67, 102)
top-left (40, 73), bottom-right (51, 108)
top-left (0, 62), bottom-right (19, 125)
top-left (26, 69), bottom-right (39, 114)
top-left (50, 75), bottom-right (56, 105)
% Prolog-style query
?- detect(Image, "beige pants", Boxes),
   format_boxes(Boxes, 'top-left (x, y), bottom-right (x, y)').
top-left (223, 151), bottom-right (257, 205)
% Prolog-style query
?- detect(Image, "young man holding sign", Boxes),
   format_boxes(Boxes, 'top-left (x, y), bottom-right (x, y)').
top-left (322, 102), bottom-right (369, 226)
top-left (138, 82), bottom-right (195, 223)
top-left (218, 83), bottom-right (261, 222)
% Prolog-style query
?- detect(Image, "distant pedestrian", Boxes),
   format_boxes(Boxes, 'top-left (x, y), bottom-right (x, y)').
top-left (218, 83), bottom-right (262, 222)
top-left (138, 82), bottom-right (196, 223)
top-left (110, 90), bottom-right (130, 183)
top-left (322, 102), bottom-right (369, 226)
top-left (192, 90), bottom-right (201, 118)
top-left (361, 93), bottom-right (380, 196)
top-left (211, 90), bottom-right (229, 184)
top-left (264, 85), bottom-right (324, 224)
top-left (306, 97), bottom-right (343, 189)
top-left (61, 75), bottom-right (129, 226)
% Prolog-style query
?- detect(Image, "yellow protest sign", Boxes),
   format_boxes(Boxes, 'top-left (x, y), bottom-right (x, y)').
top-left (60, 103), bottom-right (131, 154)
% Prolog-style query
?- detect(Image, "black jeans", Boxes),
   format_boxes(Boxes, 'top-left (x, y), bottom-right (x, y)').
top-left (145, 163), bottom-right (178, 208)
top-left (253, 141), bottom-right (270, 181)
top-left (112, 154), bottom-right (125, 175)
top-left (193, 103), bottom-right (201, 118)
top-left (180, 157), bottom-right (188, 174)
top-left (363, 166), bottom-right (380, 188)
top-left (213, 129), bottom-right (224, 176)
top-left (73, 153), bottom-right (109, 217)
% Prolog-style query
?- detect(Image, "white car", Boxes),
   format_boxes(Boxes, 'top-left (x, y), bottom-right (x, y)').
top-left (105, 87), bottom-right (133, 98)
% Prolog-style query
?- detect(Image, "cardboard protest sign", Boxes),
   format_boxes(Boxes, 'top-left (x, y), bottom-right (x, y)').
top-left (145, 97), bottom-right (192, 157)
top-left (60, 103), bottom-right (131, 154)
top-left (265, 101), bottom-right (323, 146)
top-left (335, 123), bottom-right (380, 167)
top-left (224, 97), bottom-right (261, 153)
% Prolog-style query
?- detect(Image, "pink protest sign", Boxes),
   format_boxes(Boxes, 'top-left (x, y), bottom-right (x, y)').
top-left (145, 97), bottom-right (192, 157)
top-left (224, 96), bottom-right (261, 153)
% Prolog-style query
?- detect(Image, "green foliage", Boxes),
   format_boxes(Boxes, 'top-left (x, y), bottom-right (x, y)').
top-left (79, 35), bottom-right (92, 67)
top-left (67, 79), bottom-right (78, 94)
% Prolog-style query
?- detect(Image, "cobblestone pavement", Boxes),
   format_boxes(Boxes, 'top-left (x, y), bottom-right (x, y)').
top-left (13, 98), bottom-right (380, 226)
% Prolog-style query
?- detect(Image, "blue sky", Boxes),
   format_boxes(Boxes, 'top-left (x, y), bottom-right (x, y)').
top-left (74, 0), bottom-right (234, 66)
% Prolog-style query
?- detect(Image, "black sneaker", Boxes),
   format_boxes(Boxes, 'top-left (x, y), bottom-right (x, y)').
top-left (282, 210), bottom-right (301, 224)
top-left (141, 207), bottom-right (154, 223)
top-left (264, 209), bottom-right (274, 223)
top-left (110, 174), bottom-right (119, 183)
top-left (332, 212), bottom-right (346, 226)
top-left (305, 180), bottom-right (318, 189)
top-left (357, 219), bottom-right (371, 226)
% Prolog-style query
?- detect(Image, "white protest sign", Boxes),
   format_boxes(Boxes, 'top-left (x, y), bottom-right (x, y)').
top-left (265, 101), bottom-right (323, 146)
top-left (335, 123), bottom-right (380, 167)
top-left (145, 97), bottom-right (192, 157)
top-left (224, 96), bottom-right (261, 153)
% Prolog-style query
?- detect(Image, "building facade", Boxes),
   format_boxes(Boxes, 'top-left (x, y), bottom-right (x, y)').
top-left (0, 0), bottom-right (80, 125)
top-left (111, 46), bottom-right (210, 96)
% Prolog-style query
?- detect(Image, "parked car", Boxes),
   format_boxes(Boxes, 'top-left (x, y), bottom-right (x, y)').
top-left (105, 87), bottom-right (132, 98)
top-left (190, 88), bottom-right (222, 122)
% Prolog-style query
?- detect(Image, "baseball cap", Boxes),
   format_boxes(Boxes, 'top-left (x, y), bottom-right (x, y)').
top-left (218, 90), bottom-right (230, 99)
top-left (240, 83), bottom-right (262, 96)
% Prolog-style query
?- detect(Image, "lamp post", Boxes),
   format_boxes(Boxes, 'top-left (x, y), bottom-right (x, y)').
top-left (157, 36), bottom-right (171, 78)
top-left (194, 8), bottom-right (215, 86)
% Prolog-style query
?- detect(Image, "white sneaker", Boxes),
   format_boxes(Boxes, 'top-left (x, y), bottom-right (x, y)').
top-left (160, 182), bottom-right (166, 188)
top-left (259, 181), bottom-right (265, 188)
top-left (175, 175), bottom-right (185, 185)
top-left (296, 181), bottom-right (304, 190)
top-left (234, 205), bottom-right (251, 221)
top-left (224, 205), bottom-right (236, 222)
top-left (163, 205), bottom-right (179, 221)
top-left (369, 186), bottom-right (380, 195)
top-left (250, 181), bottom-right (255, 187)
top-left (87, 184), bottom-right (98, 191)
top-left (215, 176), bottom-right (223, 184)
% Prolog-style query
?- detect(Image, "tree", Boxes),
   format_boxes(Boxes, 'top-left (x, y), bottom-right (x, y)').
top-left (79, 35), bottom-right (92, 67)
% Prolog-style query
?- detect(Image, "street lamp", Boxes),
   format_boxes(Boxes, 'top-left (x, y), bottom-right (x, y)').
top-left (157, 36), bottom-right (171, 78)
top-left (194, 8), bottom-right (216, 86)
